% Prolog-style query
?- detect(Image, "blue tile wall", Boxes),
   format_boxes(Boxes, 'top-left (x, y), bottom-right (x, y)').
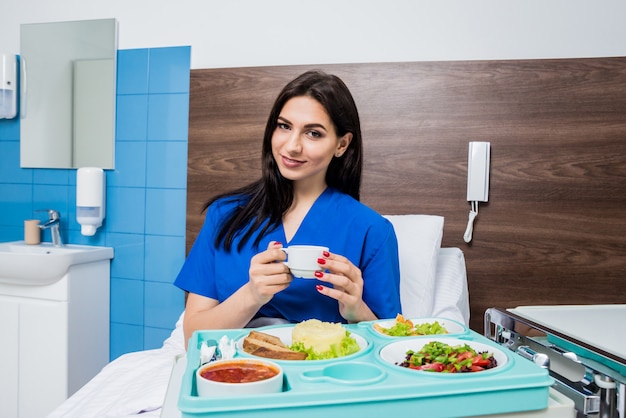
top-left (0, 46), bottom-right (190, 360)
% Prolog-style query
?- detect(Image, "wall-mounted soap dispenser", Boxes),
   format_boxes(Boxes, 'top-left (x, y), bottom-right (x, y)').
top-left (0, 54), bottom-right (18, 119)
top-left (76, 167), bottom-right (106, 236)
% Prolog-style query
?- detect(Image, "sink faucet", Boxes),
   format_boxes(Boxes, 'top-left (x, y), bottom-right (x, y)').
top-left (37, 209), bottom-right (64, 247)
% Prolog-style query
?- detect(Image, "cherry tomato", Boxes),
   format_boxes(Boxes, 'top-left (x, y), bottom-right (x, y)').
top-left (472, 355), bottom-right (491, 367)
top-left (420, 362), bottom-right (445, 372)
top-left (456, 351), bottom-right (473, 362)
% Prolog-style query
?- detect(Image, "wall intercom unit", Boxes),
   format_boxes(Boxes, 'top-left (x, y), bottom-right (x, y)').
top-left (467, 141), bottom-right (490, 202)
top-left (464, 141), bottom-right (491, 243)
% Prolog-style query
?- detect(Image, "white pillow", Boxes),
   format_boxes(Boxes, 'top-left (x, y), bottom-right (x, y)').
top-left (431, 247), bottom-right (470, 326)
top-left (383, 214), bottom-right (444, 318)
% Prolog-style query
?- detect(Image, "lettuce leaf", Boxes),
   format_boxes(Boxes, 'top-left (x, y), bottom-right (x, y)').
top-left (290, 331), bottom-right (360, 360)
top-left (380, 320), bottom-right (448, 337)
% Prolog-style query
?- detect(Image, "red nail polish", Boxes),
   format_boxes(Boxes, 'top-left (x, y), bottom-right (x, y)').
top-left (316, 284), bottom-right (324, 291)
top-left (317, 258), bottom-right (326, 265)
top-left (314, 271), bottom-right (324, 278)
top-left (322, 250), bottom-right (330, 257)
top-left (274, 241), bottom-right (282, 246)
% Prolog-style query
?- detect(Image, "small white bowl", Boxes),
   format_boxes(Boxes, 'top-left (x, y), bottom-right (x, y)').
top-left (196, 358), bottom-right (283, 397)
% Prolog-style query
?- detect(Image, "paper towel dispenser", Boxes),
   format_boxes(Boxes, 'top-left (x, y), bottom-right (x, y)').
top-left (76, 167), bottom-right (106, 236)
top-left (0, 54), bottom-right (17, 119)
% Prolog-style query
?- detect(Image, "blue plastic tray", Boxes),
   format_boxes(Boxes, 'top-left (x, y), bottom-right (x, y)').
top-left (178, 319), bottom-right (553, 418)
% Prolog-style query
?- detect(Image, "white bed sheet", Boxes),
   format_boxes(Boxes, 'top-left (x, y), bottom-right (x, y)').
top-left (47, 317), bottom-right (186, 418)
top-left (48, 247), bottom-right (469, 418)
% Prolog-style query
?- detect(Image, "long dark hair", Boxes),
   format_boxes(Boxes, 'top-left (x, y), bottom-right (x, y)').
top-left (204, 70), bottom-right (363, 251)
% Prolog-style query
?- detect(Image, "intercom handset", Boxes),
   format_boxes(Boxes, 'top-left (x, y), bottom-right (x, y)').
top-left (464, 142), bottom-right (491, 243)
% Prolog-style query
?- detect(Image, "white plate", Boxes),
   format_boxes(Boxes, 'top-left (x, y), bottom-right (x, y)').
top-left (379, 337), bottom-right (508, 374)
top-left (372, 317), bottom-right (466, 337)
top-left (237, 325), bottom-right (369, 361)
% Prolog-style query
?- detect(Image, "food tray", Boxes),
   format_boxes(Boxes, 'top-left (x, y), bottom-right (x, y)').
top-left (178, 319), bottom-right (553, 418)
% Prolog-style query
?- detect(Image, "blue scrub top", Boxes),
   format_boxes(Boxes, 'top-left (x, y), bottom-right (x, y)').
top-left (174, 187), bottom-right (401, 323)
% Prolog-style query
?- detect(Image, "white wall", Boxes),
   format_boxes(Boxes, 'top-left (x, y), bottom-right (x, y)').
top-left (1, 0), bottom-right (625, 69)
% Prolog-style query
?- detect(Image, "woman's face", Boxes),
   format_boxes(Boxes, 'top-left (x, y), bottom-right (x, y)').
top-left (272, 96), bottom-right (351, 191)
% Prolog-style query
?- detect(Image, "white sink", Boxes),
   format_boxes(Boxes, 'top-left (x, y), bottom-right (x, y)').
top-left (0, 241), bottom-right (114, 286)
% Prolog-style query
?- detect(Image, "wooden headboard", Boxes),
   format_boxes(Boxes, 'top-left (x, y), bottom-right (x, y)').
top-left (187, 58), bottom-right (626, 332)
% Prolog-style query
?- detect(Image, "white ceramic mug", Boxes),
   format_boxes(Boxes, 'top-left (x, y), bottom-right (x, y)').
top-left (281, 245), bottom-right (329, 279)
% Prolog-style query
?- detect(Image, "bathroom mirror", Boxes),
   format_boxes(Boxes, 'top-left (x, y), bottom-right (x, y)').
top-left (20, 18), bottom-right (117, 169)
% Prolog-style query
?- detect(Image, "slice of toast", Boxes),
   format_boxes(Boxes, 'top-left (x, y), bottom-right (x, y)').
top-left (242, 331), bottom-right (308, 360)
top-left (249, 344), bottom-right (308, 360)
top-left (246, 330), bottom-right (287, 348)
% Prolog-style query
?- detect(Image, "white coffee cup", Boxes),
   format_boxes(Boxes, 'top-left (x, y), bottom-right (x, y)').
top-left (281, 245), bottom-right (329, 279)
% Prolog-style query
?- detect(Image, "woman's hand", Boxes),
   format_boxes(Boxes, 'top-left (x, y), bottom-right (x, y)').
top-left (183, 241), bottom-right (292, 344)
top-left (313, 251), bottom-right (377, 322)
top-left (247, 241), bottom-right (293, 305)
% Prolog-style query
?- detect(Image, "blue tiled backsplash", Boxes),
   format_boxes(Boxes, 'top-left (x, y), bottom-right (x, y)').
top-left (0, 46), bottom-right (190, 360)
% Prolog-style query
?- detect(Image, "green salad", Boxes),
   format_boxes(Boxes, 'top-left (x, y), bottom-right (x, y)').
top-left (375, 315), bottom-right (449, 337)
top-left (398, 340), bottom-right (497, 373)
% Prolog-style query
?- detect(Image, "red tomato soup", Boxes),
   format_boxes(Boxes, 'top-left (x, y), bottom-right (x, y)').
top-left (200, 362), bottom-right (279, 383)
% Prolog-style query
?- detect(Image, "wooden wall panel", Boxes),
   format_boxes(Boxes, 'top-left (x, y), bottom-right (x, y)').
top-left (187, 58), bottom-right (626, 332)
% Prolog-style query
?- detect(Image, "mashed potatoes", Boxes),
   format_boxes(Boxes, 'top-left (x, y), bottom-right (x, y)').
top-left (292, 319), bottom-right (347, 353)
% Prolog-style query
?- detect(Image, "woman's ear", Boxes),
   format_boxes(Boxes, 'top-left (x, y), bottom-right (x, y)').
top-left (335, 133), bottom-right (353, 157)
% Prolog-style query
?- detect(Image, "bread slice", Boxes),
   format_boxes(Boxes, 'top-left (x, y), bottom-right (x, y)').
top-left (247, 343), bottom-right (308, 360)
top-left (246, 330), bottom-right (287, 348)
top-left (242, 331), bottom-right (308, 360)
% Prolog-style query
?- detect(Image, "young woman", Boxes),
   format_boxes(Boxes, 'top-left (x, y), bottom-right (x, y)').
top-left (175, 70), bottom-right (401, 343)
